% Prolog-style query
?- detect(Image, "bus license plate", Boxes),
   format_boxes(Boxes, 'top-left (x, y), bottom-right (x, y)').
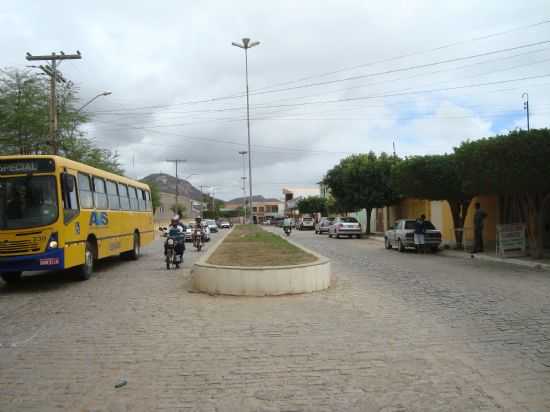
top-left (40, 258), bottom-right (60, 266)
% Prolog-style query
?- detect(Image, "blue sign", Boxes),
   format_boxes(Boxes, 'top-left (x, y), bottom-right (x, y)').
top-left (90, 211), bottom-right (109, 226)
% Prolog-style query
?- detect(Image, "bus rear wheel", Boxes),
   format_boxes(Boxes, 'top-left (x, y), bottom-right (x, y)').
top-left (123, 233), bottom-right (140, 260)
top-left (77, 241), bottom-right (95, 281)
top-left (1, 271), bottom-right (22, 284)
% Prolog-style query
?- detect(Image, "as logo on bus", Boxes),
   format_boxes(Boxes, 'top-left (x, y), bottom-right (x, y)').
top-left (90, 211), bottom-right (109, 226)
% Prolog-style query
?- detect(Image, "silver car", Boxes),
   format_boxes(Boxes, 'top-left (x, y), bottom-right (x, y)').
top-left (328, 217), bottom-right (362, 239)
top-left (315, 217), bottom-right (334, 234)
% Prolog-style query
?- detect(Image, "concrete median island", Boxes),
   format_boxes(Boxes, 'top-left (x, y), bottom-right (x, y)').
top-left (192, 225), bottom-right (331, 296)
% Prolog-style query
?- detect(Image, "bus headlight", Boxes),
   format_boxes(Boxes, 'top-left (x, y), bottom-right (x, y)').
top-left (47, 232), bottom-right (59, 249)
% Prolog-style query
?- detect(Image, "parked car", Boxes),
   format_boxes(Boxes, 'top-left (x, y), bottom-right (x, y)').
top-left (219, 220), bottom-right (231, 229)
top-left (384, 219), bottom-right (441, 252)
top-left (298, 216), bottom-right (315, 230)
top-left (328, 217), bottom-right (362, 238)
top-left (205, 219), bottom-right (218, 233)
top-left (315, 217), bottom-right (335, 234)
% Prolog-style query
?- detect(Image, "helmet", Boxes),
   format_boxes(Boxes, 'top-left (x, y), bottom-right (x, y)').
top-left (171, 215), bottom-right (180, 223)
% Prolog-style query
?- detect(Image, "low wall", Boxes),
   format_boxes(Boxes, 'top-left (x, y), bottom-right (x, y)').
top-left (191, 228), bottom-right (331, 296)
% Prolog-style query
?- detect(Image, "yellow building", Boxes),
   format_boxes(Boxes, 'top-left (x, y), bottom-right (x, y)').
top-left (383, 195), bottom-right (499, 249)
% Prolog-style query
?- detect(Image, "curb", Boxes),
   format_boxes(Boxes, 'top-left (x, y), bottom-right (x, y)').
top-left (191, 225), bottom-right (331, 296)
top-left (441, 249), bottom-right (550, 271)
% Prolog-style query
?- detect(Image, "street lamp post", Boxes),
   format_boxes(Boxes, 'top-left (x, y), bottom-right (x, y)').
top-left (238, 151), bottom-right (248, 223)
top-left (232, 38), bottom-right (260, 224)
top-left (522, 92), bottom-right (530, 132)
top-left (78, 91), bottom-right (112, 112)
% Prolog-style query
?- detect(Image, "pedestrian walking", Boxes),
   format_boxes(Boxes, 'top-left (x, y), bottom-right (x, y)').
top-left (473, 202), bottom-right (487, 253)
top-left (414, 214), bottom-right (426, 253)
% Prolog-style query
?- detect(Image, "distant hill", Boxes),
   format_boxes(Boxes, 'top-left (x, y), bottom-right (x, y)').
top-left (141, 173), bottom-right (205, 201)
top-left (226, 195), bottom-right (281, 204)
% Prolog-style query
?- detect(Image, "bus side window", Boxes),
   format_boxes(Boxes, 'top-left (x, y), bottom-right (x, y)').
top-left (129, 186), bottom-right (138, 210)
top-left (78, 173), bottom-right (94, 209)
top-left (138, 189), bottom-right (146, 211)
top-left (63, 174), bottom-right (79, 223)
top-left (118, 183), bottom-right (129, 210)
top-left (106, 180), bottom-right (120, 210)
top-left (93, 177), bottom-right (109, 210)
top-left (145, 190), bottom-right (152, 211)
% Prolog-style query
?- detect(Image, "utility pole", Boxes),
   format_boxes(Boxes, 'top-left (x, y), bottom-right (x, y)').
top-left (238, 151), bottom-right (248, 223)
top-left (232, 38), bottom-right (260, 223)
top-left (522, 92), bottom-right (530, 131)
top-left (166, 159), bottom-right (186, 208)
top-left (26, 51), bottom-right (82, 155)
top-left (199, 185), bottom-right (208, 218)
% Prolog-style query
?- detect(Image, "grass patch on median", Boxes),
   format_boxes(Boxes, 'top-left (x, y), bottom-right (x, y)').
top-left (207, 224), bottom-right (317, 267)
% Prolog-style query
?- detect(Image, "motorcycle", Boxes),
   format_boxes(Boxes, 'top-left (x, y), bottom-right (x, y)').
top-left (159, 227), bottom-right (183, 270)
top-left (283, 226), bottom-right (291, 236)
top-left (193, 229), bottom-right (203, 251)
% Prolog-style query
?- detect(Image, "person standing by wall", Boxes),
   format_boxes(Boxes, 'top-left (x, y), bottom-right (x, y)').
top-left (473, 202), bottom-right (488, 253)
top-left (414, 214), bottom-right (426, 254)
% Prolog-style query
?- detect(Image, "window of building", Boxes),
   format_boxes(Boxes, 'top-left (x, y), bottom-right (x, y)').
top-left (77, 173), bottom-right (94, 209)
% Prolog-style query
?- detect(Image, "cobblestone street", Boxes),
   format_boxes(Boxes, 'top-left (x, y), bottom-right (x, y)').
top-left (1, 229), bottom-right (550, 411)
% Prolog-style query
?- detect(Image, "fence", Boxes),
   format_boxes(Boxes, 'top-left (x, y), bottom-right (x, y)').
top-left (496, 223), bottom-right (527, 258)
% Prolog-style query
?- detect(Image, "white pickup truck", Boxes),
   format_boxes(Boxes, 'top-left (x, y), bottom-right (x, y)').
top-left (384, 219), bottom-right (442, 252)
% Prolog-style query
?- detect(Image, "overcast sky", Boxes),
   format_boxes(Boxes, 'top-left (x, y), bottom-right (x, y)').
top-left (2, 1), bottom-right (550, 200)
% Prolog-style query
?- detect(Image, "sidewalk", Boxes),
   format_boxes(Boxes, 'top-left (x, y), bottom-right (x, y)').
top-left (441, 249), bottom-right (550, 271)
top-left (364, 233), bottom-right (550, 271)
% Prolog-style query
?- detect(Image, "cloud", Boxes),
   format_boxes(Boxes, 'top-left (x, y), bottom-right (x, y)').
top-left (2, 0), bottom-right (550, 199)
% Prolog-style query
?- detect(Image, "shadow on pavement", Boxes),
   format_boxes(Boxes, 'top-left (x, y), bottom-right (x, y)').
top-left (0, 253), bottom-right (145, 294)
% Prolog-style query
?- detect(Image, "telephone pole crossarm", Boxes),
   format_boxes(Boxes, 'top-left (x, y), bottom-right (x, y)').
top-left (25, 50), bottom-right (83, 155)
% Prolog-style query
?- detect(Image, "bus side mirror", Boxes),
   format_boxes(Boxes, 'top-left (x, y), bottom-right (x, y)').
top-left (62, 173), bottom-right (75, 193)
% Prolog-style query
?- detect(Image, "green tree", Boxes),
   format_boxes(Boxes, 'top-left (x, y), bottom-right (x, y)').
top-left (455, 129), bottom-right (550, 258)
top-left (147, 182), bottom-right (161, 213)
top-left (170, 203), bottom-right (187, 218)
top-left (0, 68), bottom-right (122, 173)
top-left (296, 196), bottom-right (328, 215)
top-left (323, 152), bottom-right (399, 233)
top-left (392, 154), bottom-right (472, 249)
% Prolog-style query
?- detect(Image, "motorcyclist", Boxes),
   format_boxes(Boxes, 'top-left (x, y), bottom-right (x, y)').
top-left (164, 215), bottom-right (185, 265)
top-left (192, 217), bottom-right (204, 246)
top-left (283, 216), bottom-right (292, 234)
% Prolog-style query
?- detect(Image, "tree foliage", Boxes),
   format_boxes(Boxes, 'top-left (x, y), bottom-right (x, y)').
top-left (392, 154), bottom-right (472, 248)
top-left (147, 182), bottom-right (161, 213)
top-left (455, 129), bottom-right (550, 257)
top-left (323, 152), bottom-right (399, 232)
top-left (296, 196), bottom-right (328, 215)
top-left (0, 68), bottom-right (122, 174)
top-left (170, 203), bottom-right (187, 218)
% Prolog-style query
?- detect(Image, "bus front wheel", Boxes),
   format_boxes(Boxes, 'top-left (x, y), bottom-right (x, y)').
top-left (1, 271), bottom-right (22, 284)
top-left (77, 241), bottom-right (95, 281)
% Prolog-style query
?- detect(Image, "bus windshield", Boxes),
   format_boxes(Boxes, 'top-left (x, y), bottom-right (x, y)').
top-left (0, 175), bottom-right (59, 229)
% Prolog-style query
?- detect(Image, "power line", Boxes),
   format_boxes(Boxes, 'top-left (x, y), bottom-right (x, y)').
top-left (89, 45), bottom-right (550, 121)
top-left (88, 37), bottom-right (550, 116)
top-left (93, 73), bottom-right (550, 131)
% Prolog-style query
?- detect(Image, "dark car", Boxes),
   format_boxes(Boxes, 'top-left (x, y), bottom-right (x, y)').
top-left (384, 219), bottom-right (442, 252)
top-left (315, 217), bottom-right (334, 234)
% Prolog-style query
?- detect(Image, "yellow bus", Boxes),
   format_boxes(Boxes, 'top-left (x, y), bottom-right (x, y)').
top-left (0, 155), bottom-right (154, 283)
